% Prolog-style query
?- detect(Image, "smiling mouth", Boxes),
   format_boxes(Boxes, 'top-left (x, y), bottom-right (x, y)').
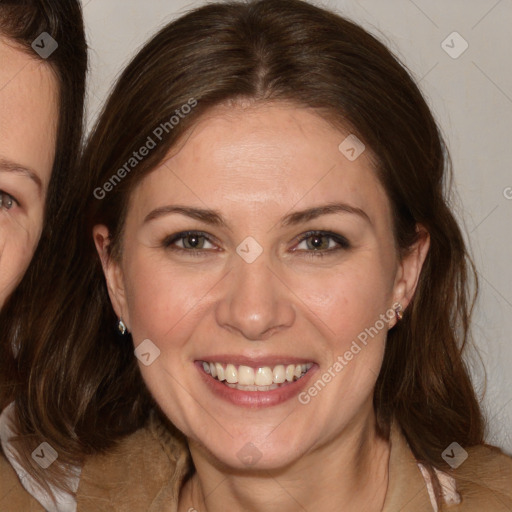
top-left (199, 361), bottom-right (314, 391)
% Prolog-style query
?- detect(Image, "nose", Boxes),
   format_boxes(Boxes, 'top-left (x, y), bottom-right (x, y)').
top-left (215, 255), bottom-right (296, 341)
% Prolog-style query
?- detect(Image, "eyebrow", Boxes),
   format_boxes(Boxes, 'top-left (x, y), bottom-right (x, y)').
top-left (281, 203), bottom-right (371, 226)
top-left (0, 158), bottom-right (43, 191)
top-left (144, 202), bottom-right (371, 227)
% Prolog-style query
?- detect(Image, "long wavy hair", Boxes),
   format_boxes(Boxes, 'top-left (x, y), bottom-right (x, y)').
top-left (1, 0), bottom-right (484, 507)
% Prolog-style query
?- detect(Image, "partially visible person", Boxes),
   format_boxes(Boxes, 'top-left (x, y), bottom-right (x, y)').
top-left (0, 0), bottom-right (87, 509)
top-left (0, 0), bottom-right (87, 309)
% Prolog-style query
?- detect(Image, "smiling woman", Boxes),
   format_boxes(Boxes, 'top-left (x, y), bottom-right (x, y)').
top-left (1, 0), bottom-right (511, 511)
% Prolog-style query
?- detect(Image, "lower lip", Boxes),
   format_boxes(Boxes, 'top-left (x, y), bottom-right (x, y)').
top-left (195, 362), bottom-right (318, 408)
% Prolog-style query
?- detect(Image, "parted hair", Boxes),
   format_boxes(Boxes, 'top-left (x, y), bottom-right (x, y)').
top-left (1, 0), bottom-right (484, 508)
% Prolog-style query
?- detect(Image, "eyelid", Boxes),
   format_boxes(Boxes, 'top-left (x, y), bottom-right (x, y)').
top-left (162, 230), bottom-right (220, 252)
top-left (292, 230), bottom-right (350, 251)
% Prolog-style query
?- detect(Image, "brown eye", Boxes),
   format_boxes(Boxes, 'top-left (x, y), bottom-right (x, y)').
top-left (162, 231), bottom-right (217, 253)
top-left (182, 233), bottom-right (206, 249)
top-left (304, 234), bottom-right (331, 250)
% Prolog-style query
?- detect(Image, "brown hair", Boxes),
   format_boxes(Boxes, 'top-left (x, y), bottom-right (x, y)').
top-left (1, 0), bottom-right (484, 507)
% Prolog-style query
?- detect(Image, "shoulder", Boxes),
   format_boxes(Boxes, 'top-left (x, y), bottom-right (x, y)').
top-left (76, 414), bottom-right (190, 511)
top-left (450, 443), bottom-right (512, 510)
top-left (0, 452), bottom-right (46, 511)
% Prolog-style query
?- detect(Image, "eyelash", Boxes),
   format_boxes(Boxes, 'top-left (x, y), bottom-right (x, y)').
top-left (295, 230), bottom-right (351, 257)
top-left (0, 190), bottom-right (18, 211)
top-left (161, 230), bottom-right (350, 258)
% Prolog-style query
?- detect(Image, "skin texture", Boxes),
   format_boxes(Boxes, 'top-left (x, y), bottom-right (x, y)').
top-left (95, 103), bottom-right (430, 512)
top-left (0, 36), bottom-right (58, 308)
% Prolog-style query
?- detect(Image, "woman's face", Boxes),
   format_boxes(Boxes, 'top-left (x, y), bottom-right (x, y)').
top-left (96, 102), bottom-right (428, 470)
top-left (0, 37), bottom-right (58, 308)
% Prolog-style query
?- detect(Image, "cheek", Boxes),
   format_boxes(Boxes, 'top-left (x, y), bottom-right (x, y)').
top-left (291, 261), bottom-right (393, 431)
top-left (0, 216), bottom-right (39, 303)
top-left (123, 252), bottom-right (216, 343)
top-left (295, 257), bottom-right (395, 351)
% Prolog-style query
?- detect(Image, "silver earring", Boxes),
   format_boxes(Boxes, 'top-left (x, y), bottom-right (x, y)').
top-left (118, 318), bottom-right (127, 335)
top-left (395, 303), bottom-right (403, 321)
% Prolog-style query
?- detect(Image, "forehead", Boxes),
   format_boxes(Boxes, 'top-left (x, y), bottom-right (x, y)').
top-left (0, 37), bottom-right (59, 188)
top-left (132, 102), bottom-right (392, 229)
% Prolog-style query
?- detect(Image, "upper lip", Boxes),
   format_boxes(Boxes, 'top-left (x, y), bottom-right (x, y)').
top-left (196, 354), bottom-right (315, 367)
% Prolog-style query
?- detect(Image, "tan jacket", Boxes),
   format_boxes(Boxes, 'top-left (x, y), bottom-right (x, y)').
top-left (1, 411), bottom-right (511, 511)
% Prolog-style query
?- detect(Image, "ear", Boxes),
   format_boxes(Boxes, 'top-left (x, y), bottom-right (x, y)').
top-left (93, 225), bottom-right (130, 330)
top-left (390, 224), bottom-right (430, 327)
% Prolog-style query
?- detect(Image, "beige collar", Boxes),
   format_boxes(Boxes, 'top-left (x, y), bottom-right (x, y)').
top-left (76, 411), bottom-right (446, 511)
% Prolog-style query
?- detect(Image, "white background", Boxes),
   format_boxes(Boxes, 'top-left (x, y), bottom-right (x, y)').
top-left (82, 0), bottom-right (512, 453)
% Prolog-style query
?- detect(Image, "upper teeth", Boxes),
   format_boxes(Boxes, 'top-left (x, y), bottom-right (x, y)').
top-left (201, 362), bottom-right (313, 386)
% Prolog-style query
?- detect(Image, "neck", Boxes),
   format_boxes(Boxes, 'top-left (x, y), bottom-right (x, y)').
top-left (181, 408), bottom-right (390, 512)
